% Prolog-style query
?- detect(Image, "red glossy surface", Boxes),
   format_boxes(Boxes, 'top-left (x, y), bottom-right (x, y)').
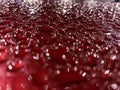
top-left (0, 1), bottom-right (120, 90)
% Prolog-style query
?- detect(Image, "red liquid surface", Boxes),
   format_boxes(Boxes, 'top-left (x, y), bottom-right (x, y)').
top-left (0, 1), bottom-right (120, 90)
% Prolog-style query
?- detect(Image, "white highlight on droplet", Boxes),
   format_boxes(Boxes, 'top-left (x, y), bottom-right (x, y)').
top-left (110, 83), bottom-right (118, 90)
top-left (104, 70), bottom-right (110, 75)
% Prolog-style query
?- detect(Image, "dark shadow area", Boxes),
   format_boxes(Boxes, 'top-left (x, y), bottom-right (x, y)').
top-left (115, 0), bottom-right (120, 2)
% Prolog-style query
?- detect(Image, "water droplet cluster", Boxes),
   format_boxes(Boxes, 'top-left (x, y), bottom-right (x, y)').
top-left (0, 0), bottom-right (120, 90)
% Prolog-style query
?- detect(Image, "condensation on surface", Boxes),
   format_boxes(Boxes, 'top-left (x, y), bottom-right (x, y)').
top-left (0, 0), bottom-right (120, 90)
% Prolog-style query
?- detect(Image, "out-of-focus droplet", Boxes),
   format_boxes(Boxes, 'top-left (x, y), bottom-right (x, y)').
top-left (7, 60), bottom-right (23, 71)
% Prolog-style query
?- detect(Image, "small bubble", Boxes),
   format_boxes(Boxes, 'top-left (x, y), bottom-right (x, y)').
top-left (8, 64), bottom-right (13, 70)
top-left (109, 83), bottom-right (118, 90)
top-left (15, 45), bottom-right (19, 49)
top-left (62, 54), bottom-right (66, 59)
top-left (112, 33), bottom-right (120, 39)
top-left (92, 73), bottom-right (96, 77)
top-left (55, 70), bottom-right (61, 74)
top-left (33, 53), bottom-right (39, 60)
top-left (7, 60), bottom-right (23, 71)
top-left (101, 60), bottom-right (105, 64)
top-left (104, 70), bottom-right (110, 75)
top-left (0, 39), bottom-right (5, 43)
top-left (110, 55), bottom-right (117, 60)
top-left (45, 52), bottom-right (50, 57)
top-left (20, 83), bottom-right (25, 89)
top-left (67, 67), bottom-right (70, 72)
top-left (15, 50), bottom-right (19, 55)
top-left (82, 72), bottom-right (86, 77)
top-left (28, 75), bottom-right (33, 81)
top-left (75, 60), bottom-right (79, 64)
top-left (74, 66), bottom-right (78, 71)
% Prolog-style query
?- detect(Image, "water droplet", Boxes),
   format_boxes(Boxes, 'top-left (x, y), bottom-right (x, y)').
top-left (74, 66), bottom-right (78, 71)
top-left (8, 64), bottom-right (13, 70)
top-left (110, 55), bottom-right (117, 60)
top-left (62, 54), bottom-right (66, 59)
top-left (109, 83), bottom-right (118, 90)
top-left (82, 72), bottom-right (86, 77)
top-left (7, 60), bottom-right (23, 71)
top-left (33, 53), bottom-right (39, 60)
top-left (104, 70), bottom-right (110, 75)
top-left (55, 70), bottom-right (61, 74)
top-left (112, 33), bottom-right (120, 39)
top-left (28, 75), bottom-right (33, 81)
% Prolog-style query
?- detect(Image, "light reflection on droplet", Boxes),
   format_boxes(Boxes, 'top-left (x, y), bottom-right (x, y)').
top-left (46, 53), bottom-right (50, 57)
top-left (33, 53), bottom-right (39, 60)
top-left (110, 55), bottom-right (117, 60)
top-left (67, 67), bottom-right (70, 72)
top-left (55, 70), bottom-right (61, 75)
top-left (8, 64), bottom-right (13, 70)
top-left (92, 73), bottom-right (96, 77)
top-left (82, 72), bottom-right (86, 77)
top-left (28, 75), bottom-right (33, 81)
top-left (75, 60), bottom-right (79, 64)
top-left (74, 66), bottom-right (78, 71)
top-left (20, 83), bottom-right (25, 89)
top-left (101, 60), bottom-right (105, 64)
top-left (110, 83), bottom-right (118, 90)
top-left (62, 54), bottom-right (66, 59)
top-left (104, 70), bottom-right (110, 75)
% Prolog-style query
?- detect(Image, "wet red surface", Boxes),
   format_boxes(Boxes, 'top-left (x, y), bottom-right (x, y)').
top-left (0, 1), bottom-right (120, 90)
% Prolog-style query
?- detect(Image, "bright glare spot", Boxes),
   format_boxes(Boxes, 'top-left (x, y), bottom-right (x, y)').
top-left (62, 54), bottom-right (66, 59)
top-left (101, 60), bottom-right (105, 64)
top-left (56, 70), bottom-right (60, 74)
top-left (64, 0), bottom-right (69, 2)
top-left (110, 55), bottom-right (117, 60)
top-left (74, 66), bottom-right (78, 71)
top-left (25, 0), bottom-right (38, 4)
top-left (105, 70), bottom-right (110, 75)
top-left (8, 65), bottom-right (13, 70)
top-left (110, 83), bottom-right (118, 89)
top-left (61, 0), bottom-right (72, 4)
top-left (63, 9), bottom-right (67, 13)
top-left (82, 72), bottom-right (86, 77)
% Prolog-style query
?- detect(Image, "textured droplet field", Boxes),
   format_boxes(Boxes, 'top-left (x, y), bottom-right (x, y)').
top-left (0, 1), bottom-right (120, 90)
